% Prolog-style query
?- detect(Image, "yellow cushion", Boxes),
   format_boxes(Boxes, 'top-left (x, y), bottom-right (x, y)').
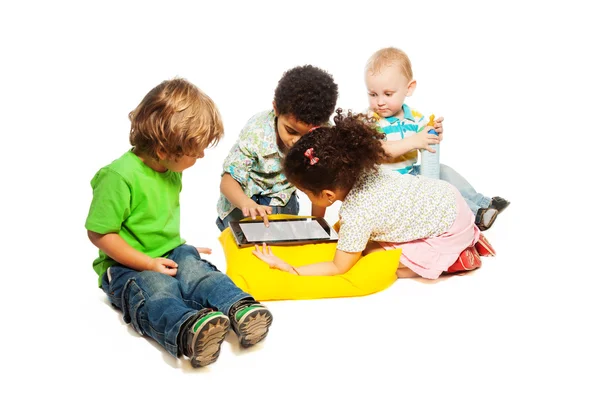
top-left (218, 215), bottom-right (401, 301)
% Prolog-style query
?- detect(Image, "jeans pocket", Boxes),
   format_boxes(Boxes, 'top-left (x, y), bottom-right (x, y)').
top-left (101, 268), bottom-right (120, 308)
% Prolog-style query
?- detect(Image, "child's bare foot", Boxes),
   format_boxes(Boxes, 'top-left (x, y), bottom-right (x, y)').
top-left (396, 266), bottom-right (419, 279)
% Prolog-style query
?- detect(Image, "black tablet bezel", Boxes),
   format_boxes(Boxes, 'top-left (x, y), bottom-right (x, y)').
top-left (229, 217), bottom-right (339, 247)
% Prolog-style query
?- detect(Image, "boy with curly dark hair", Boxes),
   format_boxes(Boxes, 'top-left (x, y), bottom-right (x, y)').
top-left (216, 65), bottom-right (338, 230)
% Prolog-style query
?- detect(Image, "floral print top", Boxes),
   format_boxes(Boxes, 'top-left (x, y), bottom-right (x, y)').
top-left (217, 110), bottom-right (296, 219)
top-left (337, 168), bottom-right (458, 253)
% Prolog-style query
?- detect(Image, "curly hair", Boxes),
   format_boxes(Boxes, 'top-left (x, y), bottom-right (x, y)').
top-left (129, 78), bottom-right (223, 160)
top-left (273, 65), bottom-right (338, 125)
top-left (284, 109), bottom-right (388, 195)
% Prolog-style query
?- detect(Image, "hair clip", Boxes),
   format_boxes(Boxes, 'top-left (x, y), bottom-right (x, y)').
top-left (304, 148), bottom-right (319, 165)
top-left (307, 126), bottom-right (321, 134)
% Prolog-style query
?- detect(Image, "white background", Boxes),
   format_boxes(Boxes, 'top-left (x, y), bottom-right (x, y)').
top-left (2, 1), bottom-right (599, 399)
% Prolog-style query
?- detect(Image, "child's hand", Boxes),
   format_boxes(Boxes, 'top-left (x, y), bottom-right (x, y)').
top-left (241, 200), bottom-right (272, 227)
top-left (252, 243), bottom-right (298, 275)
top-left (195, 247), bottom-right (212, 255)
top-left (148, 257), bottom-right (178, 276)
top-left (412, 129), bottom-right (441, 153)
top-left (433, 116), bottom-right (444, 142)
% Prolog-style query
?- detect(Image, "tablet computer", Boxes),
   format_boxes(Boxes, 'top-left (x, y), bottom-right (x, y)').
top-left (229, 217), bottom-right (339, 247)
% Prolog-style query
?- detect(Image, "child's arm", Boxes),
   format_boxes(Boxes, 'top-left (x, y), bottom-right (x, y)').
top-left (220, 173), bottom-right (272, 226)
top-left (380, 115), bottom-right (444, 157)
top-left (252, 243), bottom-right (361, 276)
top-left (87, 230), bottom-right (178, 276)
top-left (381, 131), bottom-right (441, 157)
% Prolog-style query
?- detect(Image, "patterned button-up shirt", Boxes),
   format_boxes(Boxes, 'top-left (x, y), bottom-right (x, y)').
top-left (217, 110), bottom-right (296, 219)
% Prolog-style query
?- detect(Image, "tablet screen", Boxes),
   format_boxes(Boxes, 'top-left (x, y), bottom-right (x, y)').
top-left (229, 218), bottom-right (338, 247)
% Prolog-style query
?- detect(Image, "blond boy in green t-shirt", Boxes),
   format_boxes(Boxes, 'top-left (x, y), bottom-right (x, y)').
top-left (85, 78), bottom-right (273, 368)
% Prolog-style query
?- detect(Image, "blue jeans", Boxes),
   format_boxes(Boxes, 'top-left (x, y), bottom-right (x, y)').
top-left (101, 244), bottom-right (251, 357)
top-left (411, 164), bottom-right (491, 215)
top-left (216, 192), bottom-right (300, 232)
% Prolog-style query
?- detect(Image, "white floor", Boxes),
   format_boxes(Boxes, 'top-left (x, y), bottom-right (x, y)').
top-left (14, 202), bottom-right (598, 400)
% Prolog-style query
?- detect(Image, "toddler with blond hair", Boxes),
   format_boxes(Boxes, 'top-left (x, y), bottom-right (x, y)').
top-left (365, 47), bottom-right (510, 231)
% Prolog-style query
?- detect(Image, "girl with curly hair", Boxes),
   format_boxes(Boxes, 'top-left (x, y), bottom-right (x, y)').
top-left (252, 110), bottom-right (496, 279)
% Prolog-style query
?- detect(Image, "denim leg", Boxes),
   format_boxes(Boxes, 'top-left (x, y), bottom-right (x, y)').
top-left (168, 245), bottom-right (252, 316)
top-left (270, 192), bottom-right (300, 215)
top-left (216, 207), bottom-right (245, 232)
top-left (216, 216), bottom-right (226, 232)
top-left (101, 266), bottom-right (197, 357)
top-left (439, 164), bottom-right (491, 215)
top-left (215, 192), bottom-right (300, 231)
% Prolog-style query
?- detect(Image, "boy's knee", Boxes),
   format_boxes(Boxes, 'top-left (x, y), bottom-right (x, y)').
top-left (179, 258), bottom-right (220, 277)
top-left (174, 247), bottom-right (218, 272)
top-left (172, 245), bottom-right (204, 268)
top-left (169, 244), bottom-right (198, 260)
top-left (136, 270), bottom-right (178, 294)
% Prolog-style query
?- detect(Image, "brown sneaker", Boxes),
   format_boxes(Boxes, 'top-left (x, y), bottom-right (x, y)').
top-left (180, 309), bottom-right (230, 368)
top-left (229, 300), bottom-right (273, 348)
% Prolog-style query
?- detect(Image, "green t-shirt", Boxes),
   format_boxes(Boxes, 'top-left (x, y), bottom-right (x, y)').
top-left (85, 150), bottom-right (185, 286)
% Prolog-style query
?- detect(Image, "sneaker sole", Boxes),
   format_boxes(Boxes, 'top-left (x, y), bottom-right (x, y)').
top-left (191, 315), bottom-right (230, 368)
top-left (237, 308), bottom-right (273, 348)
top-left (477, 209), bottom-right (498, 231)
top-left (475, 235), bottom-right (496, 257)
top-left (461, 248), bottom-right (482, 270)
top-left (447, 247), bottom-right (482, 273)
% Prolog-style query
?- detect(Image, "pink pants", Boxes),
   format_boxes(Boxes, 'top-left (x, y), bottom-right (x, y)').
top-left (381, 187), bottom-right (480, 279)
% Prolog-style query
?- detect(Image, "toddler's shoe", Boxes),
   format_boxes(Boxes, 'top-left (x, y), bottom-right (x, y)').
top-left (490, 196), bottom-right (511, 214)
top-left (474, 234), bottom-right (496, 257)
top-left (447, 247), bottom-right (482, 274)
top-left (229, 299), bottom-right (273, 348)
top-left (475, 208), bottom-right (498, 231)
top-left (180, 309), bottom-right (230, 368)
